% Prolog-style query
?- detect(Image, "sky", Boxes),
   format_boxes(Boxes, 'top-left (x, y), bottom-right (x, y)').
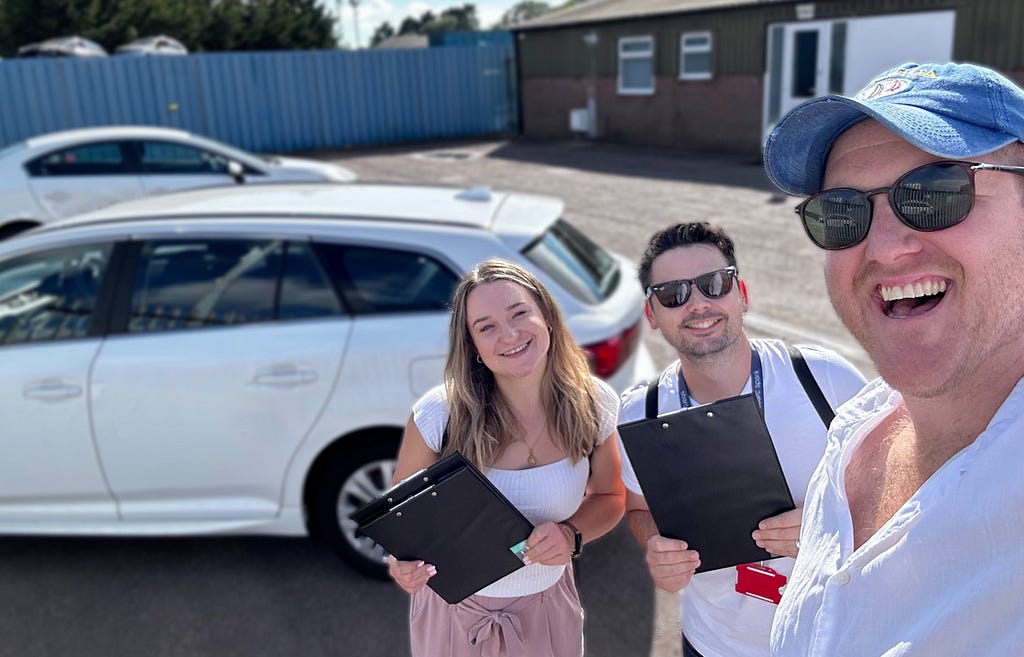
top-left (322, 1), bottom-right (520, 49)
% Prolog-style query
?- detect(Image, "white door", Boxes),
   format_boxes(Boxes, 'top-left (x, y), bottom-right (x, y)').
top-left (765, 21), bottom-right (833, 132)
top-left (89, 238), bottom-right (348, 522)
top-left (0, 242), bottom-right (117, 522)
top-left (764, 11), bottom-right (956, 135)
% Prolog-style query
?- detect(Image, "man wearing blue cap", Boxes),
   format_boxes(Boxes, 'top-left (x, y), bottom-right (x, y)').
top-left (763, 61), bottom-right (1024, 655)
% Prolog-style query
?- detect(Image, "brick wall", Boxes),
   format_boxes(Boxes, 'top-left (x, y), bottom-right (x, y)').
top-left (521, 75), bottom-right (764, 155)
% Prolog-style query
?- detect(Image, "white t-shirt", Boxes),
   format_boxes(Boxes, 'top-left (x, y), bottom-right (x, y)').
top-left (412, 375), bottom-right (619, 597)
top-left (770, 377), bottom-right (1024, 656)
top-left (618, 339), bottom-right (866, 657)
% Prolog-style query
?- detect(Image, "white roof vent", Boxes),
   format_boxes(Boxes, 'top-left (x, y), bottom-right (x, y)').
top-left (456, 185), bottom-right (492, 202)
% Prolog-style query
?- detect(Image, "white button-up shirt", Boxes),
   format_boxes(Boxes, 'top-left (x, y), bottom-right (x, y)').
top-left (771, 378), bottom-right (1024, 656)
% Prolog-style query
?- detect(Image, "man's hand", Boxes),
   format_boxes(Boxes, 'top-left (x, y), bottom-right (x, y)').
top-left (645, 535), bottom-right (700, 593)
top-left (752, 507), bottom-right (802, 558)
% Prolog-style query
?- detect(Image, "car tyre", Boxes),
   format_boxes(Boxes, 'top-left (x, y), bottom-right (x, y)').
top-left (310, 435), bottom-right (399, 580)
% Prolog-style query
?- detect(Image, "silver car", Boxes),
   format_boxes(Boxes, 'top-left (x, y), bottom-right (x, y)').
top-left (114, 35), bottom-right (188, 56)
top-left (0, 126), bottom-right (358, 238)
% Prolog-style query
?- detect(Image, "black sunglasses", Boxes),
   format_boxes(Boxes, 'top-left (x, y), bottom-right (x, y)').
top-left (796, 160), bottom-right (1024, 250)
top-left (646, 266), bottom-right (738, 308)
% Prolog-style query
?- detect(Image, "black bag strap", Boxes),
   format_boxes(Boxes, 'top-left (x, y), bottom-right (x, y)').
top-left (641, 348), bottom-right (834, 427)
top-left (787, 346), bottom-right (835, 428)
top-left (644, 378), bottom-right (660, 419)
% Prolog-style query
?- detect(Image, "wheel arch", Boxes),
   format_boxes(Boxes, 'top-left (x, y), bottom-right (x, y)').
top-left (302, 424), bottom-right (403, 538)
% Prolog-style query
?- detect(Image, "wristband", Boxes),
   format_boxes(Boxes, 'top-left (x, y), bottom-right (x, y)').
top-left (559, 520), bottom-right (583, 558)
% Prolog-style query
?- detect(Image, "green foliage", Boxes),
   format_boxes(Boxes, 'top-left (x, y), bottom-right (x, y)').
top-left (375, 3), bottom-right (479, 44)
top-left (493, 1), bottom-right (551, 29)
top-left (0, 0), bottom-right (338, 57)
top-left (369, 21), bottom-right (395, 48)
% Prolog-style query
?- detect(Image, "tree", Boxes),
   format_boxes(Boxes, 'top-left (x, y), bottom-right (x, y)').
top-left (369, 21), bottom-right (394, 48)
top-left (0, 0), bottom-right (338, 56)
top-left (201, 0), bottom-right (247, 52)
top-left (371, 3), bottom-right (479, 46)
top-left (493, 1), bottom-right (550, 29)
top-left (397, 12), bottom-right (431, 36)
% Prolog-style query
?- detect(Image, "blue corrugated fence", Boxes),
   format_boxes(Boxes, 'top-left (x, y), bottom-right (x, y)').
top-left (0, 44), bottom-right (518, 153)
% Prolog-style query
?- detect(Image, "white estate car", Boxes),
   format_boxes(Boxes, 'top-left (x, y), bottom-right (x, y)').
top-left (0, 182), bottom-right (655, 577)
top-left (0, 126), bottom-right (357, 238)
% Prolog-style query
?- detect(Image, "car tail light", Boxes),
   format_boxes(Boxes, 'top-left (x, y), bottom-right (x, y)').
top-left (583, 320), bottom-right (641, 379)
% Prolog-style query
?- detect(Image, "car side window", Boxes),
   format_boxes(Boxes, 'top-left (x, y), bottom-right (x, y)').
top-left (129, 239), bottom-right (280, 333)
top-left (0, 243), bottom-right (112, 345)
top-left (278, 241), bottom-right (343, 319)
top-left (25, 142), bottom-right (128, 176)
top-left (314, 243), bottom-right (458, 314)
top-left (138, 141), bottom-right (229, 175)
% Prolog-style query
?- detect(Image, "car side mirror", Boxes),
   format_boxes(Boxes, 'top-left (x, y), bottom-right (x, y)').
top-left (227, 160), bottom-right (245, 184)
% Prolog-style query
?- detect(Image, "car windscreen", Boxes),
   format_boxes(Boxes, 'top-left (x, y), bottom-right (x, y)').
top-left (522, 218), bottom-right (619, 305)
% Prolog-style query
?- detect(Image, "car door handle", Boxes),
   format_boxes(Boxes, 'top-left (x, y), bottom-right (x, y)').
top-left (23, 379), bottom-right (83, 400)
top-left (252, 367), bottom-right (318, 387)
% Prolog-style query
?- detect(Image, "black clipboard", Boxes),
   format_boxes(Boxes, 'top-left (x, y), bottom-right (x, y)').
top-left (618, 393), bottom-right (795, 573)
top-left (349, 451), bottom-right (534, 603)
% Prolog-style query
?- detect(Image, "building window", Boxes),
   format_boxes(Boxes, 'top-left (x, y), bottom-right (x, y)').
top-left (679, 31), bottom-right (712, 80)
top-left (618, 36), bottom-right (654, 95)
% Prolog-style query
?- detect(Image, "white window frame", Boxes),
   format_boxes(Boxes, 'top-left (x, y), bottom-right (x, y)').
top-left (679, 31), bottom-right (713, 80)
top-left (617, 35), bottom-right (655, 95)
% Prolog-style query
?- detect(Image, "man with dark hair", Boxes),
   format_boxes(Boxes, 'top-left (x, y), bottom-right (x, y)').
top-left (763, 61), bottom-right (1024, 655)
top-left (618, 221), bottom-right (866, 657)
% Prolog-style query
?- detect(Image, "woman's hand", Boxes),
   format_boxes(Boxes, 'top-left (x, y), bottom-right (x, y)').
top-left (522, 521), bottom-right (573, 566)
top-left (387, 555), bottom-right (437, 595)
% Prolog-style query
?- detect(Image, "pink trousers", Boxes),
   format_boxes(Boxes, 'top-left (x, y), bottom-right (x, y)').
top-left (408, 564), bottom-right (584, 657)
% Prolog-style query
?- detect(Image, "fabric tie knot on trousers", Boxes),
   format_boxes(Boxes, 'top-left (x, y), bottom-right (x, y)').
top-left (467, 607), bottom-right (525, 657)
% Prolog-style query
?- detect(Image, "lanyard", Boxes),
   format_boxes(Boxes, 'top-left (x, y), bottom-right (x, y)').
top-left (677, 347), bottom-right (764, 411)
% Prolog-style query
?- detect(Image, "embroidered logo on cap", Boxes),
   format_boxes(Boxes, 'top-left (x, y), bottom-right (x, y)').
top-left (855, 77), bottom-right (911, 101)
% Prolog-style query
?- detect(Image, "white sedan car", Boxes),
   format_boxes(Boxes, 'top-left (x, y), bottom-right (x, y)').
top-left (0, 182), bottom-right (654, 577)
top-left (0, 126), bottom-right (357, 238)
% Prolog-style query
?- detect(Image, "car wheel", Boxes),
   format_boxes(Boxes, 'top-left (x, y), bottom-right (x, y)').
top-left (0, 221), bottom-right (39, 240)
top-left (310, 435), bottom-right (399, 579)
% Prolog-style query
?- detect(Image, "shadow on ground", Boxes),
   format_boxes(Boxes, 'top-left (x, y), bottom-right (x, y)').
top-left (0, 524), bottom-right (655, 657)
top-left (303, 136), bottom-right (789, 196)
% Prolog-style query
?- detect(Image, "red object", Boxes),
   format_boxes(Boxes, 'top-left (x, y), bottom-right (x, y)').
top-left (735, 563), bottom-right (787, 604)
top-left (583, 321), bottom-right (640, 378)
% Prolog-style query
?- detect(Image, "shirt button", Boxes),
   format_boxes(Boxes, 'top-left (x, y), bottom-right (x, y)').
top-left (835, 571), bottom-right (851, 585)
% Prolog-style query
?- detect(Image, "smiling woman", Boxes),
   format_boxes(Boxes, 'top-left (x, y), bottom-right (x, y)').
top-left (386, 258), bottom-right (626, 657)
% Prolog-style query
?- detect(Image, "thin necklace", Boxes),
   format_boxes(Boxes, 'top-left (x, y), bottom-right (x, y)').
top-left (521, 421), bottom-right (546, 467)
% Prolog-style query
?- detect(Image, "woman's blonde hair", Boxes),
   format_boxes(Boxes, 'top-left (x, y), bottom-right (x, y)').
top-left (442, 258), bottom-right (601, 470)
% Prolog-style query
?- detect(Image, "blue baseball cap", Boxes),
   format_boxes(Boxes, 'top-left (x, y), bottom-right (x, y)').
top-left (763, 61), bottom-right (1024, 196)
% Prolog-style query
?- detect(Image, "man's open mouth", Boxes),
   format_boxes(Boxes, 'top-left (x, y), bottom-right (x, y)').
top-left (879, 279), bottom-right (947, 318)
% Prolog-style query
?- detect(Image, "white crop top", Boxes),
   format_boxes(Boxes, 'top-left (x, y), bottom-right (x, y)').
top-left (411, 376), bottom-right (619, 597)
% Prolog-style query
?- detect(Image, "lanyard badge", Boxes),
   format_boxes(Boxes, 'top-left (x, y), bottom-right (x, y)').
top-left (735, 563), bottom-right (786, 604)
